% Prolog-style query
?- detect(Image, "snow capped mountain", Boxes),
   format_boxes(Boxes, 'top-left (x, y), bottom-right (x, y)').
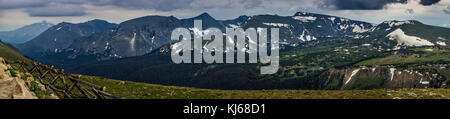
top-left (367, 19), bottom-right (450, 50)
top-left (239, 12), bottom-right (375, 47)
top-left (24, 12), bottom-right (384, 68)
top-left (64, 13), bottom-right (250, 60)
top-left (18, 11), bottom-right (450, 71)
top-left (292, 12), bottom-right (374, 34)
top-left (17, 19), bottom-right (118, 58)
top-left (68, 15), bottom-right (183, 59)
top-left (64, 12), bottom-right (379, 60)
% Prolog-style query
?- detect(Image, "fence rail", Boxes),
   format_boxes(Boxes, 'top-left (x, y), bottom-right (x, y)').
top-left (12, 61), bottom-right (120, 99)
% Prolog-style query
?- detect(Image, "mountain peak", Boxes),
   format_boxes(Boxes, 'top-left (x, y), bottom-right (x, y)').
top-left (58, 22), bottom-right (72, 25)
top-left (86, 19), bottom-right (110, 24)
top-left (294, 12), bottom-right (313, 16)
top-left (55, 19), bottom-right (114, 27)
top-left (39, 21), bottom-right (49, 24)
top-left (193, 12), bottom-right (215, 20)
top-left (30, 21), bottom-right (54, 27)
top-left (236, 15), bottom-right (249, 20)
top-left (199, 12), bottom-right (211, 16)
top-left (0, 21), bottom-right (55, 44)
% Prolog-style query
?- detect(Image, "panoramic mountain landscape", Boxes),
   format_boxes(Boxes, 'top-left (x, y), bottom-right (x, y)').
top-left (6, 11), bottom-right (448, 90)
top-left (0, 0), bottom-right (449, 101)
top-left (3, 1), bottom-right (450, 118)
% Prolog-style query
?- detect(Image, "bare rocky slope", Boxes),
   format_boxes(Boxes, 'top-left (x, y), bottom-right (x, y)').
top-left (0, 57), bottom-right (37, 99)
top-left (319, 65), bottom-right (449, 90)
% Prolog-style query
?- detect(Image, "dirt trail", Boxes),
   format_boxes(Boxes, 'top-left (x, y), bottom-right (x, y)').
top-left (0, 57), bottom-right (37, 99)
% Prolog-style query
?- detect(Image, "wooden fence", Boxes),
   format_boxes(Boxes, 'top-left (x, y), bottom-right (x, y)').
top-left (12, 61), bottom-right (120, 99)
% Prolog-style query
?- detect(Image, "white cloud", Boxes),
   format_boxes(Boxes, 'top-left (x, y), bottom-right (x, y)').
top-left (0, 0), bottom-right (48, 9)
top-left (314, 0), bottom-right (450, 25)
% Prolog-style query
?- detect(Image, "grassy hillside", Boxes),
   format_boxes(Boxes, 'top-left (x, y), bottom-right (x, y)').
top-left (0, 41), bottom-right (33, 63)
top-left (402, 22), bottom-right (450, 43)
top-left (356, 47), bottom-right (450, 66)
top-left (3, 38), bottom-right (450, 99)
top-left (82, 75), bottom-right (450, 99)
top-left (73, 37), bottom-right (384, 89)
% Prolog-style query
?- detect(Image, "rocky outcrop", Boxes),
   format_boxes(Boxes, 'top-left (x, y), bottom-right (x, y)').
top-left (321, 65), bottom-right (449, 90)
top-left (0, 57), bottom-right (39, 99)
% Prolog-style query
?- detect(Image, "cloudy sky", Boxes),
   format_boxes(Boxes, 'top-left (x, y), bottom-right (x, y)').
top-left (0, 0), bottom-right (449, 31)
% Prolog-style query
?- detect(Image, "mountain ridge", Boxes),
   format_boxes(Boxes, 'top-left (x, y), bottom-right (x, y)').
top-left (0, 21), bottom-right (54, 44)
top-left (31, 11), bottom-right (384, 69)
top-left (17, 19), bottom-right (118, 59)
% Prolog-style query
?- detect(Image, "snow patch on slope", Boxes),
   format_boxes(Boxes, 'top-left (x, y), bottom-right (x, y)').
top-left (228, 24), bottom-right (239, 28)
top-left (389, 68), bottom-right (396, 81)
top-left (386, 28), bottom-right (434, 47)
top-left (293, 16), bottom-right (317, 22)
top-left (130, 33), bottom-right (137, 51)
top-left (345, 68), bottom-right (360, 85)
top-left (263, 23), bottom-right (289, 27)
top-left (339, 24), bottom-right (349, 30)
top-left (298, 31), bottom-right (305, 41)
top-left (171, 42), bottom-right (183, 53)
top-left (383, 21), bottom-right (414, 27)
top-left (189, 27), bottom-right (212, 37)
top-left (437, 37), bottom-right (447, 46)
top-left (297, 31), bottom-right (316, 42)
top-left (189, 28), bottom-right (202, 36)
top-left (436, 41), bottom-right (446, 46)
top-left (351, 24), bottom-right (370, 33)
top-left (306, 35), bottom-right (316, 41)
top-left (329, 17), bottom-right (336, 23)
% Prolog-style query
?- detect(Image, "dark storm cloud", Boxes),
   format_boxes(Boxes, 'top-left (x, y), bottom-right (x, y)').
top-left (0, 0), bottom-right (48, 9)
top-left (419, 0), bottom-right (441, 6)
top-left (0, 0), bottom-right (264, 11)
top-left (323, 0), bottom-right (441, 10)
top-left (0, 0), bottom-right (444, 17)
top-left (25, 4), bottom-right (86, 17)
top-left (0, 0), bottom-right (91, 9)
top-left (323, 0), bottom-right (408, 10)
top-left (0, 0), bottom-right (88, 17)
top-left (89, 0), bottom-right (262, 11)
top-left (89, 0), bottom-right (194, 11)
